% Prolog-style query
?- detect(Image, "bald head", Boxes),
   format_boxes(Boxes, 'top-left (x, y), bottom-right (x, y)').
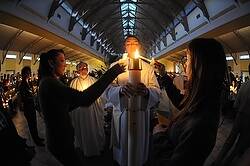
top-left (76, 62), bottom-right (88, 76)
top-left (76, 62), bottom-right (87, 71)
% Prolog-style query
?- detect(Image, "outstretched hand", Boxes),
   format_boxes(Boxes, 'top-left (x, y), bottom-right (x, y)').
top-left (111, 63), bottom-right (126, 75)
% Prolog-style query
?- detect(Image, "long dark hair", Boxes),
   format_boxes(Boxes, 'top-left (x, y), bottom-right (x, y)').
top-left (21, 66), bottom-right (31, 80)
top-left (176, 38), bottom-right (227, 121)
top-left (38, 49), bottom-right (64, 82)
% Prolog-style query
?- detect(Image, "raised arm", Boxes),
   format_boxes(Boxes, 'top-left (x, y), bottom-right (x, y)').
top-left (43, 63), bottom-right (125, 111)
top-left (154, 61), bottom-right (183, 108)
top-left (72, 63), bottom-right (125, 108)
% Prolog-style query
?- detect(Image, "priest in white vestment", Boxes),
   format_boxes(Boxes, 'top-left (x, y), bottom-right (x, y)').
top-left (105, 35), bottom-right (160, 166)
top-left (70, 62), bottom-right (105, 157)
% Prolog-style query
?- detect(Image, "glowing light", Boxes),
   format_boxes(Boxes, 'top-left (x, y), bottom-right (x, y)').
top-left (226, 56), bottom-right (233, 61)
top-left (134, 49), bottom-right (140, 59)
top-left (240, 55), bottom-right (249, 60)
top-left (136, 55), bottom-right (151, 64)
top-left (150, 57), bottom-right (155, 65)
top-left (6, 54), bottom-right (16, 59)
top-left (23, 56), bottom-right (32, 60)
top-left (122, 53), bottom-right (128, 59)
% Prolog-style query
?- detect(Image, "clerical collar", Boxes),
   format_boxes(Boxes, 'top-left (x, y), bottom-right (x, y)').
top-left (79, 75), bottom-right (88, 80)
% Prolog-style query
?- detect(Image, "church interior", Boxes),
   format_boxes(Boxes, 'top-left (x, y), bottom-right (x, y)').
top-left (0, 0), bottom-right (250, 166)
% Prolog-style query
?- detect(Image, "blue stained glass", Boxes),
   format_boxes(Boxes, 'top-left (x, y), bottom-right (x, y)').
top-left (129, 20), bottom-right (134, 27)
top-left (120, 0), bottom-right (137, 37)
top-left (121, 4), bottom-right (128, 10)
top-left (129, 4), bottom-right (136, 11)
top-left (123, 13), bottom-right (128, 17)
top-left (129, 12), bottom-right (135, 17)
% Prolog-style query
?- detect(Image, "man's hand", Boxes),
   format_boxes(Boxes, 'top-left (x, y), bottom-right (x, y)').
top-left (136, 83), bottom-right (149, 97)
top-left (120, 82), bottom-right (149, 97)
top-left (120, 83), bottom-right (136, 97)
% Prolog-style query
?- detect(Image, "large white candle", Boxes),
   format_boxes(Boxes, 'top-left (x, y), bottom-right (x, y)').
top-left (128, 49), bottom-right (141, 166)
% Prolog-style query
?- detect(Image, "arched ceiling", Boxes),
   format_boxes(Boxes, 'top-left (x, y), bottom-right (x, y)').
top-left (162, 25), bottom-right (250, 63)
top-left (0, 23), bottom-right (105, 68)
top-left (1, 0), bottom-right (249, 66)
top-left (59, 0), bottom-right (190, 54)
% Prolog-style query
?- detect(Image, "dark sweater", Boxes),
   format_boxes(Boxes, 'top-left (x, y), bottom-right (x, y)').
top-left (38, 67), bottom-right (119, 152)
top-left (18, 80), bottom-right (35, 108)
top-left (158, 73), bottom-right (184, 109)
top-left (152, 74), bottom-right (220, 166)
top-left (153, 107), bottom-right (220, 166)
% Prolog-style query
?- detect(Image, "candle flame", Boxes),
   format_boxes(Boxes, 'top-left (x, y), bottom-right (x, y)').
top-left (134, 49), bottom-right (140, 59)
top-left (150, 57), bottom-right (155, 65)
top-left (137, 55), bottom-right (152, 64)
top-left (122, 53), bottom-right (128, 59)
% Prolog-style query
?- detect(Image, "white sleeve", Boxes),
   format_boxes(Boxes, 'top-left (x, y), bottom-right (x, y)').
top-left (146, 66), bottom-right (161, 110)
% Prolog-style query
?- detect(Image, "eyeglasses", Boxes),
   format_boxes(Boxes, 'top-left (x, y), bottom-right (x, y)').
top-left (126, 42), bottom-right (139, 46)
top-left (79, 66), bottom-right (88, 71)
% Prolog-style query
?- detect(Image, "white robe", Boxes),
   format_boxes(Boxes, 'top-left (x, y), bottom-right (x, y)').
top-left (70, 75), bottom-right (105, 157)
top-left (105, 60), bottom-right (160, 166)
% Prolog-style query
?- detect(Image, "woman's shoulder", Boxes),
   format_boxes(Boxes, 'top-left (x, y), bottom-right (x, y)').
top-left (39, 77), bottom-right (61, 88)
top-left (181, 111), bottom-right (219, 130)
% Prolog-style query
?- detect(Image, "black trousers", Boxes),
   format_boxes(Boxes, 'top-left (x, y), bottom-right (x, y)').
top-left (23, 105), bottom-right (41, 143)
top-left (50, 147), bottom-right (82, 166)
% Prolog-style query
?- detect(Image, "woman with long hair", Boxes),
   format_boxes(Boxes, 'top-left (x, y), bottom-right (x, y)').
top-left (152, 38), bottom-right (227, 166)
top-left (38, 49), bottom-right (125, 166)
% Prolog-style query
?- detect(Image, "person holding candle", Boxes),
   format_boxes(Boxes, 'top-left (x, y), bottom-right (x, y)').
top-left (105, 35), bottom-right (161, 166)
top-left (151, 38), bottom-right (227, 166)
top-left (69, 61), bottom-right (106, 157)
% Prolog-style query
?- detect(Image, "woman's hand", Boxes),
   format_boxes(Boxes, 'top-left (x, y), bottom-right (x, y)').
top-left (111, 63), bottom-right (126, 75)
top-left (153, 124), bottom-right (168, 135)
